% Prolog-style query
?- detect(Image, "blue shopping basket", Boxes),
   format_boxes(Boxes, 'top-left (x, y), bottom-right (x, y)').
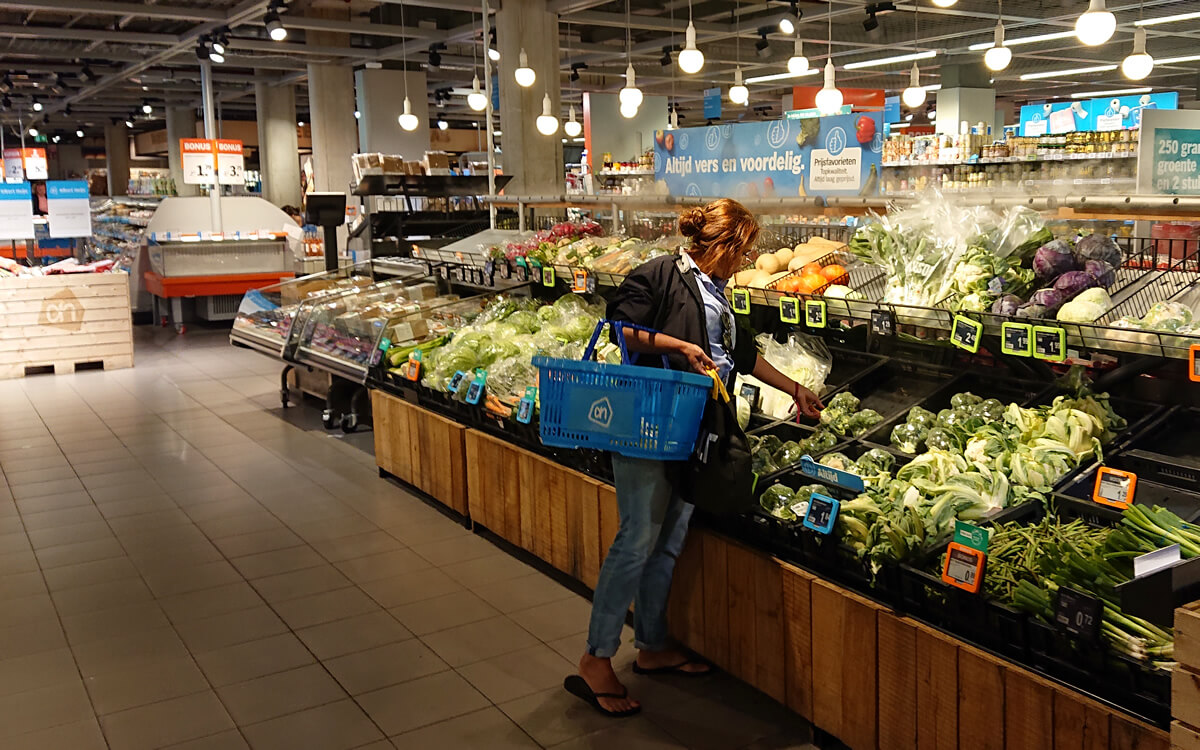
top-left (533, 319), bottom-right (714, 460)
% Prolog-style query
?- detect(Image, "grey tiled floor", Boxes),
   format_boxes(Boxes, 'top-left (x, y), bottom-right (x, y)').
top-left (0, 325), bottom-right (815, 750)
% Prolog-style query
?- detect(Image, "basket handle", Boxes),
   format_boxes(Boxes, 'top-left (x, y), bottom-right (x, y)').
top-left (582, 319), bottom-right (670, 368)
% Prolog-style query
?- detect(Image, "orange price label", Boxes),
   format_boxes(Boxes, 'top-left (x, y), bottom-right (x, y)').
top-left (941, 542), bottom-right (985, 593)
top-left (1093, 467), bottom-right (1136, 509)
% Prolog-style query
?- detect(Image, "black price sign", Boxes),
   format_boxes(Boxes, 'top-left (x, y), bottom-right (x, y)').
top-left (1001, 322), bottom-right (1032, 358)
top-left (870, 309), bottom-right (895, 337)
top-left (738, 383), bottom-right (761, 411)
top-left (1054, 586), bottom-right (1102, 641)
top-left (1032, 326), bottom-right (1066, 363)
top-left (530, 266), bottom-right (543, 285)
top-left (805, 300), bottom-right (827, 329)
top-left (499, 262), bottom-right (512, 280)
top-left (438, 265), bottom-right (449, 280)
top-left (731, 288), bottom-right (751, 315)
top-left (515, 265), bottom-right (528, 282)
top-left (779, 296), bottom-right (800, 324)
top-left (951, 315), bottom-right (982, 354)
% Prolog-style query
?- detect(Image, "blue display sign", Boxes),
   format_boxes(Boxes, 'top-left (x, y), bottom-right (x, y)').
top-left (1020, 92), bottom-right (1178, 136)
top-left (703, 87), bottom-right (722, 120)
top-left (1150, 127), bottom-right (1200, 195)
top-left (797, 454), bottom-right (866, 493)
top-left (46, 181), bottom-right (89, 200)
top-left (883, 95), bottom-right (901, 125)
top-left (653, 113), bottom-right (883, 199)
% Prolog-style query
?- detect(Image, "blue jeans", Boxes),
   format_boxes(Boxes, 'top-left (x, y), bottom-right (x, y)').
top-left (587, 454), bottom-right (694, 659)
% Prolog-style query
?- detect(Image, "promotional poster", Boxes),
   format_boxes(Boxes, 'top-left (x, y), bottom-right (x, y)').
top-left (652, 112), bottom-right (883, 199)
top-left (1020, 92), bottom-right (1178, 136)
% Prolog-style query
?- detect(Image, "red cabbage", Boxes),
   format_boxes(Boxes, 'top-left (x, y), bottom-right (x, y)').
top-left (1015, 303), bottom-right (1050, 320)
top-left (991, 294), bottom-right (1022, 316)
top-left (1083, 259), bottom-right (1116, 287)
top-left (1032, 239), bottom-right (1077, 280)
top-left (1074, 233), bottom-right (1122, 267)
top-left (1052, 271), bottom-right (1098, 300)
top-left (1029, 287), bottom-right (1065, 311)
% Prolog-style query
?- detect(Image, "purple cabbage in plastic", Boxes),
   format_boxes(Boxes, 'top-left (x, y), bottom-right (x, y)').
top-left (1028, 287), bottom-right (1065, 311)
top-left (1015, 303), bottom-right (1050, 320)
top-left (1074, 233), bottom-right (1122, 268)
top-left (1083, 259), bottom-right (1116, 287)
top-left (990, 294), bottom-right (1022, 317)
top-left (1032, 240), bottom-right (1078, 280)
top-left (1052, 271), bottom-right (1098, 299)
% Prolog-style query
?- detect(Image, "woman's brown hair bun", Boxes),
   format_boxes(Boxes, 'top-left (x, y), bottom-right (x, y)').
top-left (679, 207), bottom-right (706, 238)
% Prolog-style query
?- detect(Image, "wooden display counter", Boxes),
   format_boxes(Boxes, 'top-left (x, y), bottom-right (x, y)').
top-left (0, 272), bottom-right (133, 378)
top-left (371, 390), bottom-right (468, 516)
top-left (371, 396), bottom-right (1171, 749)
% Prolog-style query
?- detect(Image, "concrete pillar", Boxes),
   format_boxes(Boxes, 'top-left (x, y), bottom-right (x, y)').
top-left (255, 80), bottom-right (302, 207)
top-left (934, 88), bottom-right (997, 136)
top-left (104, 123), bottom-right (130, 196)
top-left (355, 68), bottom-right (430, 158)
top-left (305, 9), bottom-right (357, 194)
top-left (496, 0), bottom-right (562, 195)
top-left (165, 106), bottom-right (199, 196)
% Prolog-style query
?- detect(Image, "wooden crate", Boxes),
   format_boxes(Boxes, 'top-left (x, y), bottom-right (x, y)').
top-left (0, 272), bottom-right (133, 378)
top-left (371, 391), bottom-right (467, 515)
top-left (1172, 720), bottom-right (1200, 750)
top-left (1175, 667), bottom-right (1200, 734)
top-left (810, 578), bottom-right (880, 750)
top-left (1177, 603), bottom-right (1200, 672)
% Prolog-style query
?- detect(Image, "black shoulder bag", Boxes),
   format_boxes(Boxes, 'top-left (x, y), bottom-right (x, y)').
top-left (675, 374), bottom-right (756, 516)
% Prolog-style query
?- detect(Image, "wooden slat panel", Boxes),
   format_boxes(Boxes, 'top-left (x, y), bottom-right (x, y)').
top-left (700, 530), bottom-right (730, 670)
top-left (753, 552), bottom-right (785, 704)
top-left (841, 588), bottom-right (879, 750)
top-left (1171, 721), bottom-right (1200, 750)
top-left (810, 579), bottom-right (846, 739)
top-left (877, 612), bottom-right (918, 750)
top-left (1178, 605), bottom-right (1200, 672)
top-left (782, 563), bottom-right (813, 721)
top-left (518, 451), bottom-right (539, 552)
top-left (578, 478), bottom-right (602, 590)
top-left (1109, 714), bottom-right (1168, 750)
top-left (724, 542), bottom-right (757, 689)
top-left (500, 438), bottom-right (522, 543)
top-left (667, 531), bottom-right (704, 654)
top-left (464, 429), bottom-right (486, 526)
top-left (1004, 667), bottom-right (1054, 750)
top-left (1052, 684), bottom-right (1109, 750)
top-left (0, 305), bottom-right (131, 327)
top-left (915, 623), bottom-right (958, 750)
top-left (958, 645), bottom-right (1005, 750)
top-left (0, 341), bottom-right (133, 363)
top-left (549, 468), bottom-right (572, 573)
top-left (1175, 667), bottom-right (1200, 732)
top-left (445, 420), bottom-right (467, 516)
top-left (0, 318), bottom-right (131, 339)
top-left (597, 483), bottom-right (619, 569)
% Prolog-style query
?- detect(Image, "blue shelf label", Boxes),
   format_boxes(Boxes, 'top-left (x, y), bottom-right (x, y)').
top-left (798, 455), bottom-right (865, 493)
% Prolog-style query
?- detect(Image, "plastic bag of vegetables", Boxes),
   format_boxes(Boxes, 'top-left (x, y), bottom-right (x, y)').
top-left (735, 332), bottom-right (831, 419)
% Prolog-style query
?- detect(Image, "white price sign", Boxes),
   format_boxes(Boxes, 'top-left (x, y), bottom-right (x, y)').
top-left (216, 139), bottom-right (245, 185)
top-left (180, 139), bottom-right (216, 185)
top-left (46, 180), bottom-right (91, 238)
top-left (0, 182), bottom-right (34, 240)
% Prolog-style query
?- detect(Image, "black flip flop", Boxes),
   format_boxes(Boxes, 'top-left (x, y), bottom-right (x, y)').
top-left (563, 675), bottom-right (642, 718)
top-left (632, 658), bottom-right (714, 677)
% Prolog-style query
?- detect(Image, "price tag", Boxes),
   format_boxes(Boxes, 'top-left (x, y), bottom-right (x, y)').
top-left (448, 370), bottom-right (467, 393)
top-left (378, 337), bottom-right (391, 352)
top-left (951, 315), bottom-right (982, 353)
top-left (465, 369), bottom-right (487, 405)
top-left (731, 288), bottom-right (751, 315)
top-left (1032, 325), bottom-right (1066, 362)
top-left (515, 264), bottom-right (528, 282)
top-left (1093, 467), bottom-right (1137, 509)
top-left (543, 266), bottom-right (556, 287)
top-left (1054, 586), bottom-right (1102, 641)
top-left (438, 265), bottom-right (449, 280)
top-left (779, 296), bottom-right (800, 324)
top-left (738, 383), bottom-right (761, 411)
top-left (1000, 322), bottom-right (1032, 358)
top-left (484, 260), bottom-right (495, 277)
top-left (805, 299), bottom-right (827, 329)
top-left (802, 492), bottom-right (840, 535)
top-left (472, 268), bottom-right (484, 285)
top-left (942, 543), bottom-right (985, 593)
top-left (530, 265), bottom-right (543, 285)
top-left (516, 386), bottom-right (537, 424)
top-left (572, 268), bottom-right (589, 294)
top-left (402, 350), bottom-right (422, 382)
top-left (1189, 345), bottom-right (1199, 382)
top-left (499, 262), bottom-right (512, 280)
top-left (870, 309), bottom-right (896, 337)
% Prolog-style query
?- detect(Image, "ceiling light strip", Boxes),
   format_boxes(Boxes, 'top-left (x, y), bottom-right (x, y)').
top-left (1019, 63), bottom-right (1117, 80)
top-left (1134, 11), bottom-right (1200, 26)
top-left (966, 29), bottom-right (1076, 51)
top-left (843, 49), bottom-right (937, 70)
top-left (745, 69), bottom-right (821, 84)
top-left (1156, 54), bottom-right (1200, 65)
top-left (1070, 86), bottom-right (1151, 98)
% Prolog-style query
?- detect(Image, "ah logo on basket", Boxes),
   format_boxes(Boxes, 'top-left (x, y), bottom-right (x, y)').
top-left (588, 397), bottom-right (613, 428)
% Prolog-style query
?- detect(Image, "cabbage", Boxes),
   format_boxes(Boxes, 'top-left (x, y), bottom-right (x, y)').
top-left (1141, 301), bottom-right (1195, 331)
top-left (991, 294), bottom-right (1022, 316)
top-left (1052, 271), bottom-right (1098, 300)
top-left (849, 409), bottom-right (884, 436)
top-left (950, 392), bottom-right (982, 409)
top-left (891, 423), bottom-right (924, 453)
top-left (1029, 288), bottom-right (1066, 312)
top-left (1032, 240), bottom-right (1077, 280)
top-left (562, 314), bottom-right (598, 342)
top-left (924, 427), bottom-right (959, 452)
top-left (827, 392), bottom-right (861, 412)
top-left (823, 285), bottom-right (863, 300)
top-left (760, 484), bottom-right (796, 518)
top-left (1083, 259), bottom-right (1116, 288)
top-left (906, 406), bottom-right (937, 430)
top-left (1057, 293), bottom-right (1112, 323)
top-left (858, 449), bottom-right (895, 476)
top-left (957, 292), bottom-right (994, 313)
top-left (505, 310), bottom-right (542, 334)
top-left (1015, 303), bottom-right (1050, 320)
top-left (1074, 233), bottom-right (1122, 268)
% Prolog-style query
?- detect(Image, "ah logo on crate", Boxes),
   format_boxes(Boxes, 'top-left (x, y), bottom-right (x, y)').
top-left (39, 288), bottom-right (83, 332)
top-left (588, 397), bottom-right (614, 428)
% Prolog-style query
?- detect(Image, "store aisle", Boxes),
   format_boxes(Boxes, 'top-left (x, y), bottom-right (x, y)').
top-left (0, 327), bottom-right (815, 750)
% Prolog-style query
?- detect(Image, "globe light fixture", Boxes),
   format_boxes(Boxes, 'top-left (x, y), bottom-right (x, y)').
top-left (398, 97), bottom-right (418, 131)
top-left (678, 21), bottom-right (704, 74)
top-left (787, 37), bottom-right (810, 75)
top-left (467, 75), bottom-right (488, 111)
top-left (1076, 0), bottom-right (1116, 46)
top-left (536, 94), bottom-right (559, 135)
top-left (931, 0), bottom-right (957, 6)
top-left (620, 101), bottom-right (638, 119)
top-left (619, 63), bottom-right (643, 108)
top-left (563, 105), bottom-right (582, 137)
top-left (815, 59), bottom-right (843, 115)
top-left (984, 21), bottom-right (1012, 71)
top-left (729, 68), bottom-right (749, 105)
top-left (901, 62), bottom-right (926, 108)
top-left (1122, 26), bottom-right (1154, 80)
top-left (514, 49), bottom-right (536, 87)
top-left (28, 126), bottom-right (38, 137)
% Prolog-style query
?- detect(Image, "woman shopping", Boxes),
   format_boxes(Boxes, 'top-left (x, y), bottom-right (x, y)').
top-left (565, 198), bottom-right (824, 717)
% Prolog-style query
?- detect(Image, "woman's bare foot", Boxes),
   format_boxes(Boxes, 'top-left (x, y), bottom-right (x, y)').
top-left (635, 647), bottom-right (712, 674)
top-left (578, 654), bottom-right (640, 713)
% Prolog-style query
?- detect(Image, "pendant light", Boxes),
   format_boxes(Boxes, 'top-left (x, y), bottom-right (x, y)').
top-left (535, 93), bottom-right (558, 135)
top-left (668, 107), bottom-right (679, 129)
top-left (729, 68), bottom-right (748, 104)
top-left (564, 105), bottom-right (582, 137)
top-left (396, 0), bottom-right (419, 132)
top-left (678, 0), bottom-right (704, 73)
top-left (814, 8), bottom-right (841, 115)
top-left (787, 36), bottom-right (809, 75)
top-left (1076, 0), bottom-right (1116, 46)
top-left (901, 6), bottom-right (926, 107)
top-left (984, 0), bottom-right (1012, 71)
top-left (1122, 2), bottom-right (1154, 80)
top-left (619, 63), bottom-right (643, 108)
top-left (514, 49), bottom-right (536, 87)
top-left (931, 0), bottom-right (957, 7)
top-left (467, 76), bottom-right (487, 111)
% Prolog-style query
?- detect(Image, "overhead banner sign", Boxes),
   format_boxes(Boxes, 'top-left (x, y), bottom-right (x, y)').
top-left (3, 148), bottom-right (48, 182)
top-left (216, 139), bottom-right (245, 185)
top-left (46, 180), bottom-right (91, 238)
top-left (1020, 92), bottom-right (1178, 136)
top-left (0, 182), bottom-right (34, 240)
top-left (652, 113), bottom-right (883, 199)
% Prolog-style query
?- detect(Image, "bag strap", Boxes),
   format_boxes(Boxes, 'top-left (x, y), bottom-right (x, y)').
top-left (708, 369), bottom-right (730, 403)
top-left (582, 319), bottom-right (670, 368)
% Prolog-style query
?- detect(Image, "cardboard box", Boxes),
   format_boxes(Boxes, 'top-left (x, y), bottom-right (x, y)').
top-left (425, 151), bottom-right (451, 170)
top-left (403, 161), bottom-right (424, 176)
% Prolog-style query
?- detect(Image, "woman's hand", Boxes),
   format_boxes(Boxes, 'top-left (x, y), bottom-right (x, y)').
top-left (793, 385), bottom-right (823, 419)
top-left (676, 341), bottom-right (716, 374)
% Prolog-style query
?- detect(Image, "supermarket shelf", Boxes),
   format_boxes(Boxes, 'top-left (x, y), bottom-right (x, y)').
top-left (596, 170), bottom-right (654, 177)
top-left (883, 152), bottom-right (1139, 168)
